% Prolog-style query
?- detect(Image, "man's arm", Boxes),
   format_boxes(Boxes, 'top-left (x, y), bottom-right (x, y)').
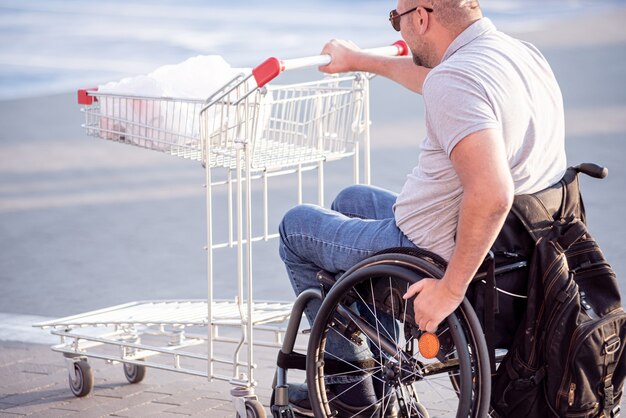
top-left (319, 39), bottom-right (430, 94)
top-left (403, 128), bottom-right (514, 333)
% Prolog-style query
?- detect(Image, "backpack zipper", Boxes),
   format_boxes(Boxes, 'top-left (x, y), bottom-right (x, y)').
top-left (539, 251), bottom-right (612, 371)
top-left (528, 251), bottom-right (569, 365)
top-left (568, 383), bottom-right (576, 406)
top-left (539, 279), bottom-right (578, 373)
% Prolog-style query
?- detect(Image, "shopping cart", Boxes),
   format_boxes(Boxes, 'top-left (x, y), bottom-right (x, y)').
top-left (34, 41), bottom-right (409, 417)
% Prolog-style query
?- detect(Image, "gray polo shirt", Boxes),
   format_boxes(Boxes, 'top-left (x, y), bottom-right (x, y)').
top-left (393, 18), bottom-right (567, 260)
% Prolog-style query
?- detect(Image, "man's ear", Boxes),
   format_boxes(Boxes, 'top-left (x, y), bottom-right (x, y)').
top-left (417, 8), bottom-right (430, 35)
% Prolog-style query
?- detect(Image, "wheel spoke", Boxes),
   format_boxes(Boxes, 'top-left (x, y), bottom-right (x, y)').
top-left (351, 281), bottom-right (399, 350)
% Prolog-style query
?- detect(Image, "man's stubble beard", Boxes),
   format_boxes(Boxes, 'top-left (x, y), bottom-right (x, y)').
top-left (411, 38), bottom-right (437, 68)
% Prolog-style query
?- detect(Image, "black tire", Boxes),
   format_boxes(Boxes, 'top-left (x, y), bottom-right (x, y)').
top-left (69, 360), bottom-right (94, 397)
top-left (237, 399), bottom-right (267, 418)
top-left (123, 362), bottom-right (146, 384)
top-left (306, 253), bottom-right (491, 418)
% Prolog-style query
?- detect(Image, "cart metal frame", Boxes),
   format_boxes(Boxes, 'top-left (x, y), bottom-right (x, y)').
top-left (35, 42), bottom-right (408, 416)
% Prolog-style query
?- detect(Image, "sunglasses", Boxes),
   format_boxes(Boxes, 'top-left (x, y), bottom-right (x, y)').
top-left (389, 6), bottom-right (434, 32)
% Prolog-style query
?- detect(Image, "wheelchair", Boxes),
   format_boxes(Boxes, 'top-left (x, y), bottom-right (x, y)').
top-left (270, 163), bottom-right (606, 418)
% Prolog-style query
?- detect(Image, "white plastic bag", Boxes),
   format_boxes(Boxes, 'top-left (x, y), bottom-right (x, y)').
top-left (97, 56), bottom-right (250, 149)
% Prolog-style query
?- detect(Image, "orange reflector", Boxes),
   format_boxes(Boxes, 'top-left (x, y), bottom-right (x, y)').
top-left (418, 332), bottom-right (440, 359)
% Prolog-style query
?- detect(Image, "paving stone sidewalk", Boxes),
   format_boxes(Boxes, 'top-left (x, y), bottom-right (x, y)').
top-left (0, 340), bottom-right (281, 417)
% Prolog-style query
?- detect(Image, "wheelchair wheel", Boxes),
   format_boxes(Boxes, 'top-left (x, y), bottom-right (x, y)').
top-left (306, 253), bottom-right (491, 418)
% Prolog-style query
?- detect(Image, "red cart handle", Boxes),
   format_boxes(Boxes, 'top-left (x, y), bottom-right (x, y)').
top-left (78, 40), bottom-right (409, 103)
top-left (78, 88), bottom-right (98, 105)
top-left (252, 40), bottom-right (409, 88)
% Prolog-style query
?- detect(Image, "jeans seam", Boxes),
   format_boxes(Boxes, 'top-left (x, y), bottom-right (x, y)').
top-left (284, 233), bottom-right (375, 255)
top-left (337, 211), bottom-right (367, 219)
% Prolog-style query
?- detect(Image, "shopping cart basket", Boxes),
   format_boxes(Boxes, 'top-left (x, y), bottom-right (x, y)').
top-left (35, 41), bottom-right (408, 417)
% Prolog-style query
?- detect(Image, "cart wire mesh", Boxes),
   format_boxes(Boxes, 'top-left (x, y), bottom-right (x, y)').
top-left (81, 73), bottom-right (367, 171)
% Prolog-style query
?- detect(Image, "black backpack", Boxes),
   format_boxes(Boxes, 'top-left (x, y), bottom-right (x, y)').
top-left (491, 165), bottom-right (626, 418)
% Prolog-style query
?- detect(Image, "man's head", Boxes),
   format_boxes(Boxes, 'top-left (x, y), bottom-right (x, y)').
top-left (391, 0), bottom-right (482, 68)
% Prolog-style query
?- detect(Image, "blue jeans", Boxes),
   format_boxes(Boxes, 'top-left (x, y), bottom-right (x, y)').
top-left (278, 185), bottom-right (417, 376)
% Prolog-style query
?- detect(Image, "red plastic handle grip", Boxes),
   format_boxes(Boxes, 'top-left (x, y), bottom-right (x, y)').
top-left (78, 88), bottom-right (98, 105)
top-left (393, 40), bottom-right (409, 56)
top-left (252, 58), bottom-right (285, 88)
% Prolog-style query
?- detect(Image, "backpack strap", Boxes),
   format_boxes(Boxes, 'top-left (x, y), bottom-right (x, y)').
top-left (600, 323), bottom-right (621, 417)
top-left (555, 218), bottom-right (587, 251)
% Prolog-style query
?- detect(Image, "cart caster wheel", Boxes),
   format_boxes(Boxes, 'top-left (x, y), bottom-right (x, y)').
top-left (123, 362), bottom-right (146, 384)
top-left (237, 399), bottom-right (267, 418)
top-left (69, 360), bottom-right (93, 397)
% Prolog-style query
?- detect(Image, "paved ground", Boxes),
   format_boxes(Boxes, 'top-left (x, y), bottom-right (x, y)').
top-left (0, 338), bottom-right (280, 417)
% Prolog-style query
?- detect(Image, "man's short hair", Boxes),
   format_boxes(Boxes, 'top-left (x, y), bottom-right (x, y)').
top-left (430, 0), bottom-right (482, 32)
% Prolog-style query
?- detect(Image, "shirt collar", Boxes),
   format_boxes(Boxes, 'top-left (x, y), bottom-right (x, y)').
top-left (441, 17), bottom-right (496, 62)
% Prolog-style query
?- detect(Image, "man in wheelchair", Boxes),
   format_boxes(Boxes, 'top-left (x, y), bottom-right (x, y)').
top-left (277, 0), bottom-right (568, 416)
